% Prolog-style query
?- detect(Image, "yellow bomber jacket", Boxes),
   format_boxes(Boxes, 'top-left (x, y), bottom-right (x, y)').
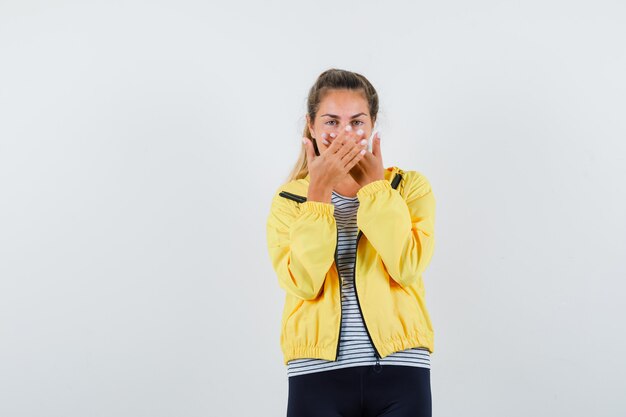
top-left (266, 166), bottom-right (436, 365)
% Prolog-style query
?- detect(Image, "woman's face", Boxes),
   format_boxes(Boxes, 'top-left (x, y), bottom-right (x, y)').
top-left (307, 89), bottom-right (374, 152)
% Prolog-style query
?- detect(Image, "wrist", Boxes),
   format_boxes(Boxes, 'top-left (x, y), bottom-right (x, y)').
top-left (360, 176), bottom-right (386, 188)
top-left (308, 180), bottom-right (333, 203)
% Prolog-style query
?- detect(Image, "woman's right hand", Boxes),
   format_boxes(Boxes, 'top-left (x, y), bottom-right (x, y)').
top-left (302, 130), bottom-right (367, 202)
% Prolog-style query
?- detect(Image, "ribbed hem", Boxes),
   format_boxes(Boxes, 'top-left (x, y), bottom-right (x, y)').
top-left (282, 345), bottom-right (338, 365)
top-left (281, 330), bottom-right (435, 365)
top-left (356, 179), bottom-right (391, 198)
top-left (375, 329), bottom-right (435, 357)
top-left (300, 200), bottom-right (335, 216)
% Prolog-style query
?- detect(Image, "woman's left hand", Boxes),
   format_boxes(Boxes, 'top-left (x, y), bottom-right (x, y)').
top-left (349, 131), bottom-right (385, 187)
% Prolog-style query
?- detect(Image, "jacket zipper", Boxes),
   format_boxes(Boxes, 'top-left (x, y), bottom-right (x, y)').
top-left (352, 229), bottom-right (382, 369)
top-left (277, 188), bottom-right (384, 368)
top-left (353, 172), bottom-right (401, 368)
top-left (334, 226), bottom-right (342, 361)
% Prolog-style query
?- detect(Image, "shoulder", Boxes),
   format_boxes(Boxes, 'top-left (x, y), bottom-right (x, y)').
top-left (270, 177), bottom-right (309, 204)
top-left (277, 177), bottom-right (309, 197)
top-left (267, 177), bottom-right (310, 220)
top-left (390, 166), bottom-right (433, 199)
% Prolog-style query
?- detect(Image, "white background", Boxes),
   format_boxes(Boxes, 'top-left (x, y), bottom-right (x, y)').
top-left (1, 1), bottom-right (625, 416)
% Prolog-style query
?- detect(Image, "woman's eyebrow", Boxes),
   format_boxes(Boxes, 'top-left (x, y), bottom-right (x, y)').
top-left (320, 112), bottom-right (368, 118)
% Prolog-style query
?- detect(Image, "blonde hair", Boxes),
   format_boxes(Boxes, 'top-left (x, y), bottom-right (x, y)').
top-left (285, 68), bottom-right (379, 183)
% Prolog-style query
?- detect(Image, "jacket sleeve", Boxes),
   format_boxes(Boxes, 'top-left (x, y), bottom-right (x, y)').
top-left (266, 192), bottom-right (337, 300)
top-left (356, 171), bottom-right (436, 288)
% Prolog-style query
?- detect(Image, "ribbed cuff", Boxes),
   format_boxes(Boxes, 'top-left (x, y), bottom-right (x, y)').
top-left (356, 179), bottom-right (391, 198)
top-left (300, 200), bottom-right (335, 216)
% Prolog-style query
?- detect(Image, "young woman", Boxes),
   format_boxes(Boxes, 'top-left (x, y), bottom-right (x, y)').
top-left (266, 68), bottom-right (436, 417)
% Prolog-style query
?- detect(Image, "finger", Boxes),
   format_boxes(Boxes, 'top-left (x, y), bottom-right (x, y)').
top-left (344, 124), bottom-right (360, 142)
top-left (345, 128), bottom-right (365, 146)
top-left (350, 136), bottom-right (368, 156)
top-left (302, 137), bottom-right (316, 163)
top-left (355, 128), bottom-right (366, 141)
top-left (341, 142), bottom-right (367, 166)
top-left (322, 132), bottom-right (337, 147)
top-left (330, 127), bottom-right (346, 143)
top-left (372, 132), bottom-right (382, 158)
top-left (339, 125), bottom-right (353, 143)
top-left (342, 140), bottom-right (367, 164)
top-left (344, 146), bottom-right (367, 170)
top-left (334, 124), bottom-right (358, 142)
top-left (336, 136), bottom-right (359, 159)
top-left (327, 134), bottom-right (348, 154)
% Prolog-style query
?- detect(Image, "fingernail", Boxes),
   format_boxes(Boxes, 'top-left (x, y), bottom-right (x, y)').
top-left (345, 125), bottom-right (352, 131)
top-left (321, 133), bottom-right (328, 139)
top-left (360, 139), bottom-right (367, 146)
top-left (357, 129), bottom-right (364, 136)
top-left (323, 139), bottom-right (330, 145)
top-left (330, 133), bottom-right (336, 138)
top-left (360, 149), bottom-right (366, 155)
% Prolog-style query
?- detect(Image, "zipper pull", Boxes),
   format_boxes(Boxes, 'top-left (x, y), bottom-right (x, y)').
top-left (373, 354), bottom-right (382, 373)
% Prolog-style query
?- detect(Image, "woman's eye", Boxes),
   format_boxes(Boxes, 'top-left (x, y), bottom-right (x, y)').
top-left (324, 120), bottom-right (363, 126)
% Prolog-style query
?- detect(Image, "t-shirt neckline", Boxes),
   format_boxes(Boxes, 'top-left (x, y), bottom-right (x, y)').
top-left (332, 190), bottom-right (358, 200)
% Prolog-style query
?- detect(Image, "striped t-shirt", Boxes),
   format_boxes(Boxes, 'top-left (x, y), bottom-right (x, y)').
top-left (287, 189), bottom-right (431, 378)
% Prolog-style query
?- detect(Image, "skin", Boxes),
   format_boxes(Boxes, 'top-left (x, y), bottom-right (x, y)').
top-left (303, 89), bottom-right (385, 203)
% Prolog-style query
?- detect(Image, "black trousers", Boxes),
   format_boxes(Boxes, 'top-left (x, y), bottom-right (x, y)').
top-left (287, 364), bottom-right (431, 417)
